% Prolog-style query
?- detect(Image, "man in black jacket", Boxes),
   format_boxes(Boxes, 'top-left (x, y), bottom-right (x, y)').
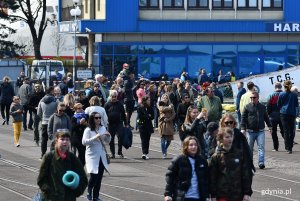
top-left (28, 83), bottom-right (45, 145)
top-left (241, 91), bottom-right (272, 169)
top-left (104, 90), bottom-right (127, 158)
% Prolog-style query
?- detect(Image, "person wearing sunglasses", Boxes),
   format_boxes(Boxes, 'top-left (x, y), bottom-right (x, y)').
top-left (82, 112), bottom-right (111, 201)
top-left (240, 91), bottom-right (272, 170)
top-left (48, 103), bottom-right (72, 149)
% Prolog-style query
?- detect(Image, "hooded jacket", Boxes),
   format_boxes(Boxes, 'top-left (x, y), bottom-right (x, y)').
top-left (37, 94), bottom-right (58, 125)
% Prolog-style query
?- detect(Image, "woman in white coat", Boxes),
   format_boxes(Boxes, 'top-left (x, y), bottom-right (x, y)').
top-left (82, 112), bottom-right (111, 201)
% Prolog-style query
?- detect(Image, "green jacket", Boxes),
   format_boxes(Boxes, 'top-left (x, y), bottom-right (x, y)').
top-left (197, 95), bottom-right (222, 122)
top-left (209, 146), bottom-right (252, 200)
top-left (37, 150), bottom-right (88, 201)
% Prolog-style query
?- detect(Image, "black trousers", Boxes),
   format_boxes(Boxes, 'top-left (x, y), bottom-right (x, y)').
top-left (41, 124), bottom-right (48, 157)
top-left (22, 105), bottom-right (33, 129)
top-left (72, 141), bottom-right (86, 166)
top-left (32, 112), bottom-right (40, 142)
top-left (88, 159), bottom-right (105, 200)
top-left (270, 118), bottom-right (284, 150)
top-left (1, 103), bottom-right (10, 122)
top-left (139, 131), bottom-right (151, 155)
top-left (108, 123), bottom-right (123, 155)
top-left (280, 114), bottom-right (296, 151)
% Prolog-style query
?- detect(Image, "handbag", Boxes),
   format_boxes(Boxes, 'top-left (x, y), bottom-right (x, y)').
top-left (98, 133), bottom-right (110, 164)
top-left (32, 191), bottom-right (45, 201)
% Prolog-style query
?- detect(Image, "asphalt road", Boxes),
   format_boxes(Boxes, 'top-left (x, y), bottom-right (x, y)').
top-left (0, 114), bottom-right (299, 201)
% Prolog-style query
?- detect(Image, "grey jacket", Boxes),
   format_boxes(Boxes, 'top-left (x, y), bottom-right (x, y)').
top-left (48, 113), bottom-right (72, 138)
top-left (10, 103), bottom-right (23, 122)
top-left (18, 83), bottom-right (32, 105)
top-left (37, 94), bottom-right (58, 125)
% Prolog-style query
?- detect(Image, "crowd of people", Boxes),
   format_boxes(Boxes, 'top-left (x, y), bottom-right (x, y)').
top-left (0, 63), bottom-right (299, 201)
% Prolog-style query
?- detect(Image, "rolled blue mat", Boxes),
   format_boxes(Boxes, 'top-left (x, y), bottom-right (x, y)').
top-left (62, 170), bottom-right (80, 189)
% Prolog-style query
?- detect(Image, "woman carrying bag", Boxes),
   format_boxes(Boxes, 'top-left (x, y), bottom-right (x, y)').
top-left (82, 112), bottom-right (111, 201)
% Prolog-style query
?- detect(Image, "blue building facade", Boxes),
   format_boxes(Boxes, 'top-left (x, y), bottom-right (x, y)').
top-left (59, 0), bottom-right (300, 80)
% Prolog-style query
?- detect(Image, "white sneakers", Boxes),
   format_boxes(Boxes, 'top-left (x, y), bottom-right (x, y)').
top-left (142, 154), bottom-right (149, 160)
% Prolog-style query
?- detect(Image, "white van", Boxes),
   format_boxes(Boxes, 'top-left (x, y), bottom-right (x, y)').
top-left (30, 60), bottom-right (65, 80)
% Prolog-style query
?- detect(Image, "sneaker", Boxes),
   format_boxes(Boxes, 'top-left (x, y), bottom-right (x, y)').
top-left (2, 120), bottom-right (6, 125)
top-left (293, 141), bottom-right (298, 145)
top-left (272, 149), bottom-right (278, 151)
top-left (142, 154), bottom-right (146, 160)
top-left (118, 154), bottom-right (124, 158)
top-left (86, 194), bottom-right (92, 201)
top-left (28, 127), bottom-right (33, 130)
top-left (288, 150), bottom-right (293, 154)
top-left (259, 164), bottom-right (265, 169)
top-left (16, 144), bottom-right (20, 147)
top-left (35, 141), bottom-right (40, 147)
top-left (145, 155), bottom-right (149, 160)
top-left (162, 154), bottom-right (167, 159)
top-left (110, 154), bottom-right (115, 159)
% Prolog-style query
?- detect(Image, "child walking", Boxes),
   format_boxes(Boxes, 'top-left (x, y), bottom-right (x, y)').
top-left (10, 96), bottom-right (23, 147)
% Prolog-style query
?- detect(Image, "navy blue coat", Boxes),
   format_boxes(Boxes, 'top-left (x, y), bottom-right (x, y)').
top-left (0, 83), bottom-right (15, 104)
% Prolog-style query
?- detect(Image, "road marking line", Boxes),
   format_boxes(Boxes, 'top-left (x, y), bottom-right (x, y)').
top-left (0, 177), bottom-right (38, 188)
top-left (256, 173), bottom-right (300, 184)
top-left (0, 183), bottom-right (31, 200)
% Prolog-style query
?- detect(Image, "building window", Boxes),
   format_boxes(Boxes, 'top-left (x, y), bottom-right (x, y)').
top-left (163, 0), bottom-right (184, 9)
top-left (139, 0), bottom-right (159, 8)
top-left (262, 0), bottom-right (283, 9)
top-left (97, 0), bottom-right (100, 11)
top-left (188, 0), bottom-right (209, 8)
top-left (237, 0), bottom-right (258, 8)
top-left (212, 0), bottom-right (233, 9)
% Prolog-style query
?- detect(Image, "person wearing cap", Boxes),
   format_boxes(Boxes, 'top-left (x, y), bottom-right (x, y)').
top-left (18, 77), bottom-right (33, 131)
top-left (266, 82), bottom-right (284, 151)
top-left (37, 130), bottom-right (88, 201)
top-left (203, 122), bottom-right (219, 160)
top-left (28, 83), bottom-right (45, 146)
top-left (278, 80), bottom-right (299, 154)
top-left (197, 86), bottom-right (223, 123)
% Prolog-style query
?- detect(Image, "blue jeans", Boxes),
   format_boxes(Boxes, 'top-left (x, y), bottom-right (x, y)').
top-left (247, 131), bottom-right (265, 165)
top-left (161, 137), bottom-right (171, 155)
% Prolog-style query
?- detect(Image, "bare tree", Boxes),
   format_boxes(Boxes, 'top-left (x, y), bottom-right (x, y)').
top-left (9, 0), bottom-right (49, 59)
top-left (14, 35), bottom-right (34, 56)
top-left (50, 28), bottom-right (66, 57)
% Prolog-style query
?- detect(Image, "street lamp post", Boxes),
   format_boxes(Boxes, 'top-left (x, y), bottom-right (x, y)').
top-left (70, 0), bottom-right (81, 90)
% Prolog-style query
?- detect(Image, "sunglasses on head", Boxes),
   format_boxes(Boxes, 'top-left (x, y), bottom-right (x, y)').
top-left (224, 121), bottom-right (234, 125)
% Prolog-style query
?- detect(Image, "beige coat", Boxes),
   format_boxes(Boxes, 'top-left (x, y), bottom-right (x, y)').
top-left (158, 105), bottom-right (175, 137)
